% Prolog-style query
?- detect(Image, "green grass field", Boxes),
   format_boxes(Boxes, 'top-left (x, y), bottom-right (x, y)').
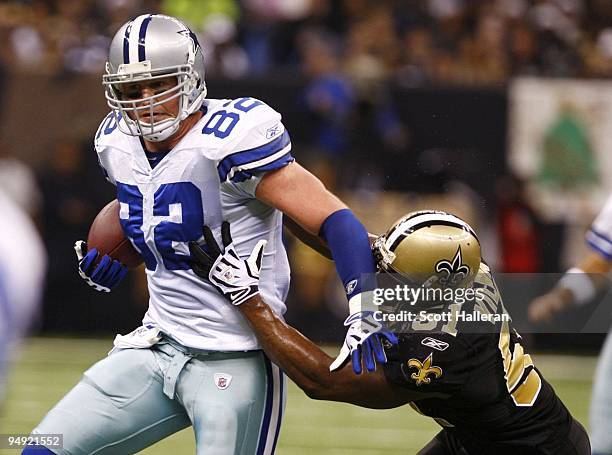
top-left (0, 337), bottom-right (597, 454)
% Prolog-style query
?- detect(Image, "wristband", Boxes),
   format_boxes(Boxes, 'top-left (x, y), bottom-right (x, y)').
top-left (559, 267), bottom-right (596, 306)
top-left (348, 291), bottom-right (378, 314)
top-left (319, 209), bottom-right (376, 299)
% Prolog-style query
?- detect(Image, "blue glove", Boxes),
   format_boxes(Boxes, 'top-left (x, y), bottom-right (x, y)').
top-left (330, 309), bottom-right (399, 374)
top-left (74, 240), bottom-right (128, 292)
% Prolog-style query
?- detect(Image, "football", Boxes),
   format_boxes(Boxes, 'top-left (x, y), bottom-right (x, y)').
top-left (87, 199), bottom-right (143, 269)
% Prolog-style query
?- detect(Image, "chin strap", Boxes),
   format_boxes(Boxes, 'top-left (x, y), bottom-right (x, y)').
top-left (141, 119), bottom-right (180, 142)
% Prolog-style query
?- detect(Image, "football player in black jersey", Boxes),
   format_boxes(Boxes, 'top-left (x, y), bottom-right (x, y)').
top-left (189, 210), bottom-right (590, 455)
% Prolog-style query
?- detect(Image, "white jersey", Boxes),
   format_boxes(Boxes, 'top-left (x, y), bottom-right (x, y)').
top-left (586, 193), bottom-right (612, 260)
top-left (0, 189), bottom-right (46, 398)
top-left (95, 98), bottom-right (294, 350)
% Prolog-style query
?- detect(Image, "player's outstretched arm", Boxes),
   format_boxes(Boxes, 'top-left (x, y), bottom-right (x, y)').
top-left (237, 294), bottom-right (420, 409)
top-left (528, 252), bottom-right (612, 322)
top-left (188, 222), bottom-right (421, 407)
top-left (257, 163), bottom-right (398, 373)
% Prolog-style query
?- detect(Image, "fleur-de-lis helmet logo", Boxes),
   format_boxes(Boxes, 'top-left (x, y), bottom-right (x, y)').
top-left (435, 246), bottom-right (470, 286)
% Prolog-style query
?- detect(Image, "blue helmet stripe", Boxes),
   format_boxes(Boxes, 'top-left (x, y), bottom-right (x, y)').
top-left (138, 15), bottom-right (153, 62)
top-left (123, 21), bottom-right (132, 64)
top-left (188, 29), bottom-right (200, 50)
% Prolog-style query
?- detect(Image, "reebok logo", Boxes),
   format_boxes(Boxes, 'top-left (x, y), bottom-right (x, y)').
top-left (266, 124), bottom-right (281, 139)
top-left (421, 337), bottom-right (449, 351)
top-left (346, 279), bottom-right (358, 295)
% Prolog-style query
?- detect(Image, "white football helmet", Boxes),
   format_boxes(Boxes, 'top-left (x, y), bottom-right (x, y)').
top-left (103, 14), bottom-right (207, 142)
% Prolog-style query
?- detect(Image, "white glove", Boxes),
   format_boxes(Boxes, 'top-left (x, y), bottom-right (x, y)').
top-left (189, 221), bottom-right (267, 305)
top-left (330, 293), bottom-right (399, 374)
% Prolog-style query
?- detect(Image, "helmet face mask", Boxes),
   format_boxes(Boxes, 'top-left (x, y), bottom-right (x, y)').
top-left (104, 64), bottom-right (192, 141)
top-left (103, 15), bottom-right (207, 142)
top-left (373, 210), bottom-right (482, 291)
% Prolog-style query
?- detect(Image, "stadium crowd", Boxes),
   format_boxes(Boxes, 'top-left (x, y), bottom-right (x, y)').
top-left (1, 0), bottom-right (612, 85)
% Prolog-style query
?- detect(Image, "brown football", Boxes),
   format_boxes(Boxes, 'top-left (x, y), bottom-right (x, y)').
top-left (87, 199), bottom-right (143, 269)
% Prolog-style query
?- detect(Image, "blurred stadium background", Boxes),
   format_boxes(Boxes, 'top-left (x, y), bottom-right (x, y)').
top-left (1, 0), bottom-right (612, 452)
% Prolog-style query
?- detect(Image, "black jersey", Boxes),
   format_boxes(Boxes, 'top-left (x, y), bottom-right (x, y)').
top-left (382, 265), bottom-right (589, 454)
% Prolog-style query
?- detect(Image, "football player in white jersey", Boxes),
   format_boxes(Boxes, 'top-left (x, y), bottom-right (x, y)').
top-left (0, 188), bottom-right (46, 408)
top-left (529, 193), bottom-right (612, 455)
top-left (26, 14), bottom-right (394, 455)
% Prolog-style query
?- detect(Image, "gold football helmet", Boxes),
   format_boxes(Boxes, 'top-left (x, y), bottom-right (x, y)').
top-left (373, 210), bottom-right (481, 288)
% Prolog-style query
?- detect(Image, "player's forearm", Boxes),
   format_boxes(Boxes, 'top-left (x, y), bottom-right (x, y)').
top-left (557, 252), bottom-right (612, 304)
top-left (257, 164), bottom-right (375, 302)
top-left (238, 295), bottom-right (339, 397)
top-left (319, 209), bottom-right (377, 302)
top-left (256, 163), bottom-right (347, 235)
top-left (238, 296), bottom-right (419, 409)
top-left (283, 215), bottom-right (333, 260)
top-left (575, 253), bottom-right (612, 292)
top-left (283, 216), bottom-right (379, 261)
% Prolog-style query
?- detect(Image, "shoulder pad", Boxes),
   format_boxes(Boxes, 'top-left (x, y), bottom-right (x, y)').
top-left (94, 112), bottom-right (125, 149)
top-left (198, 98), bottom-right (289, 166)
top-left (93, 112), bottom-right (132, 185)
top-left (200, 98), bottom-right (282, 148)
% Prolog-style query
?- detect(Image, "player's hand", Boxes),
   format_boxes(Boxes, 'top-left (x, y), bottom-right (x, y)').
top-left (330, 310), bottom-right (398, 375)
top-left (74, 240), bottom-right (128, 293)
top-left (188, 221), bottom-right (267, 305)
top-left (527, 287), bottom-right (573, 323)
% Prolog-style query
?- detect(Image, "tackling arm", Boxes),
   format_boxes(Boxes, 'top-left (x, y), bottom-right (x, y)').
top-left (283, 215), bottom-right (333, 260)
top-left (257, 163), bottom-right (396, 373)
top-left (237, 294), bottom-right (423, 409)
top-left (188, 222), bottom-right (418, 404)
top-left (283, 216), bottom-right (380, 261)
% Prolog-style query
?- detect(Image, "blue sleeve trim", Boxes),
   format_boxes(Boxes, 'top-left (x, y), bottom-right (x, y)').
top-left (319, 209), bottom-right (376, 298)
top-left (589, 227), bottom-right (612, 246)
top-left (229, 153), bottom-right (294, 183)
top-left (586, 236), bottom-right (612, 260)
top-left (218, 130), bottom-right (291, 182)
